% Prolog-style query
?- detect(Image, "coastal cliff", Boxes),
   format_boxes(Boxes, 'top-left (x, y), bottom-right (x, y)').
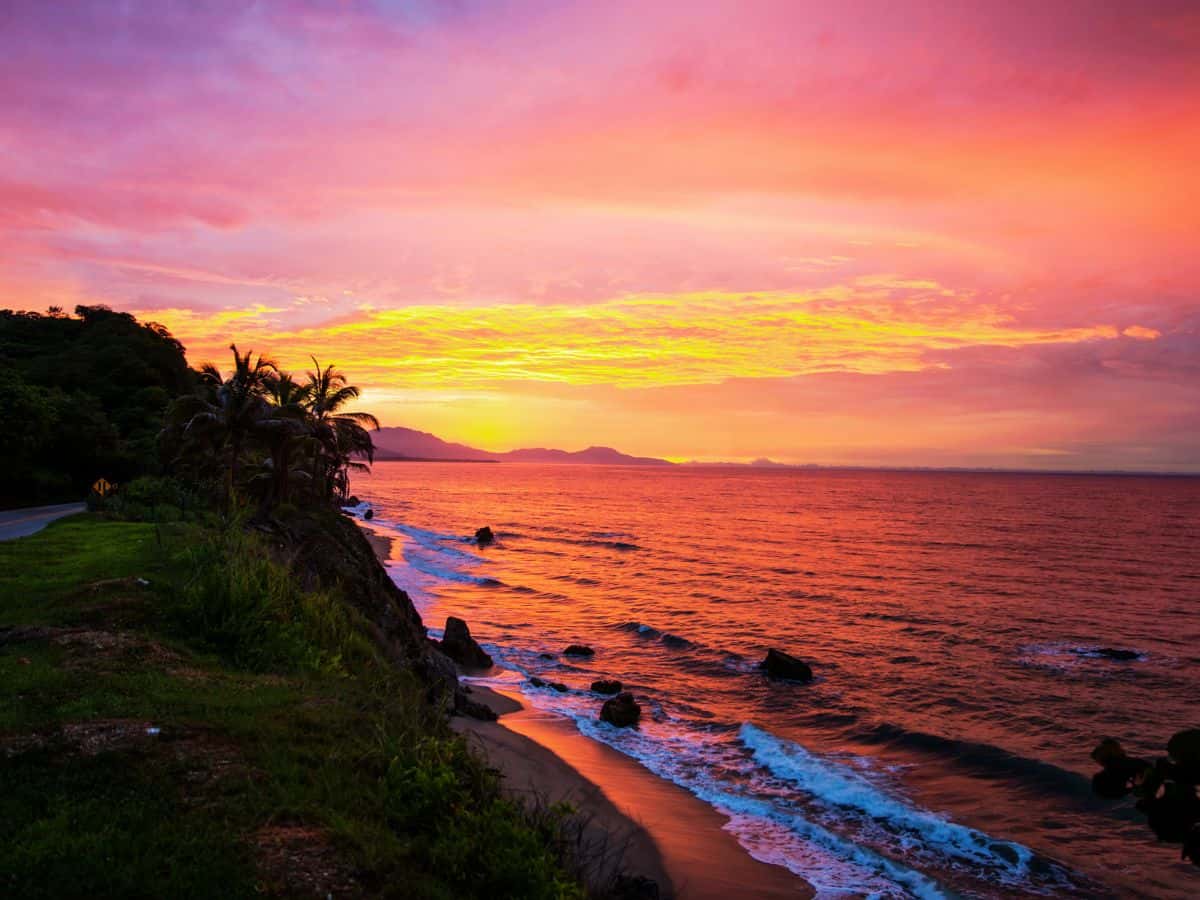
top-left (0, 511), bottom-right (595, 898)
top-left (256, 509), bottom-right (493, 718)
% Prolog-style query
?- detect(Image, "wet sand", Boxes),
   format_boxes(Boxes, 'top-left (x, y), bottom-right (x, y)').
top-left (357, 522), bottom-right (394, 562)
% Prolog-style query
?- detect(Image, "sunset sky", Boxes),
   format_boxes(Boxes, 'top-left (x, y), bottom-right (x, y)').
top-left (3, 1), bottom-right (1198, 469)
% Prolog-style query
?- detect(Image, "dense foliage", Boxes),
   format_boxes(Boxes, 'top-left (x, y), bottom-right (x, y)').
top-left (0, 306), bottom-right (194, 507)
top-left (1090, 732), bottom-right (1200, 867)
top-left (163, 346), bottom-right (378, 511)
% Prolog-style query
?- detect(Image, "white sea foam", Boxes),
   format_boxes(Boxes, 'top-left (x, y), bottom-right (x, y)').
top-left (739, 724), bottom-right (1033, 875)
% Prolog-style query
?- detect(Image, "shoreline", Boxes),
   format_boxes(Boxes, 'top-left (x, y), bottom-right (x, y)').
top-left (355, 519), bottom-right (812, 898)
top-left (457, 685), bottom-right (813, 900)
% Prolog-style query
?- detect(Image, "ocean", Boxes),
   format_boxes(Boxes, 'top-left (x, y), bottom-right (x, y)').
top-left (351, 463), bottom-right (1200, 898)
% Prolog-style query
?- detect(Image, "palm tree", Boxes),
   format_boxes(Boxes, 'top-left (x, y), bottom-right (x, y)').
top-left (303, 357), bottom-right (379, 502)
top-left (175, 345), bottom-right (277, 509)
top-left (255, 372), bottom-right (311, 506)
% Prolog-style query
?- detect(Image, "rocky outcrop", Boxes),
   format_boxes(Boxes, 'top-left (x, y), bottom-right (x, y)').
top-left (261, 510), bottom-right (492, 719)
top-left (600, 692), bottom-right (641, 728)
top-left (475, 526), bottom-right (495, 546)
top-left (760, 648), bottom-right (813, 682)
top-left (440, 616), bottom-right (494, 669)
top-left (563, 644), bottom-right (595, 657)
top-left (591, 679), bottom-right (622, 694)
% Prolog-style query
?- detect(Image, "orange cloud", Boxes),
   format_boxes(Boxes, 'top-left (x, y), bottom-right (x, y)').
top-left (138, 284), bottom-right (1135, 392)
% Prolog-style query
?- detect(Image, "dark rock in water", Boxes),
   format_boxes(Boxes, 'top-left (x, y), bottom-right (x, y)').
top-left (363, 507), bottom-right (374, 520)
top-left (591, 679), bottom-right (623, 695)
top-left (475, 526), bottom-right (495, 546)
top-left (529, 676), bottom-right (568, 693)
top-left (345, 495), bottom-right (360, 506)
top-left (1089, 737), bottom-right (1153, 797)
top-left (600, 691), bottom-right (641, 727)
top-left (760, 648), bottom-right (813, 682)
top-left (613, 874), bottom-right (660, 900)
top-left (440, 616), bottom-right (493, 669)
top-left (564, 644), bottom-right (595, 657)
top-left (990, 843), bottom-right (1020, 866)
top-left (1095, 647), bottom-right (1139, 661)
top-left (539, 652), bottom-right (556, 660)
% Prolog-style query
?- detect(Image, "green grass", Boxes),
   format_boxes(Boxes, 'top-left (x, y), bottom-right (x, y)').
top-left (0, 516), bottom-right (163, 622)
top-left (0, 514), bottom-right (587, 899)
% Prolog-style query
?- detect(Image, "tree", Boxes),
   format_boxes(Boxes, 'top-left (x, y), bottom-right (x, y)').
top-left (0, 306), bottom-right (193, 506)
top-left (255, 372), bottom-right (312, 506)
top-left (302, 358), bottom-right (379, 503)
top-left (172, 345), bottom-right (277, 509)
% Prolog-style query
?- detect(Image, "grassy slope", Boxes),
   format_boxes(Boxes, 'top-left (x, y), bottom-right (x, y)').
top-left (0, 515), bottom-right (584, 899)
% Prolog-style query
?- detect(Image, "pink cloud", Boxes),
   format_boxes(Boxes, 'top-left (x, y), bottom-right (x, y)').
top-left (1, 0), bottom-right (1198, 468)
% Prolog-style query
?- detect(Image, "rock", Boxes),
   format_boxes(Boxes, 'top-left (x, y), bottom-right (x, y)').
top-left (600, 692), bottom-right (641, 728)
top-left (539, 652), bottom-right (556, 660)
top-left (530, 676), bottom-right (568, 693)
top-left (591, 679), bottom-right (622, 694)
top-left (475, 526), bottom-right (495, 546)
top-left (363, 507), bottom-right (374, 520)
top-left (760, 648), bottom-right (813, 682)
top-left (563, 644), bottom-right (595, 657)
top-left (613, 874), bottom-right (661, 899)
top-left (345, 495), bottom-right (360, 505)
top-left (1169, 729), bottom-right (1200, 780)
top-left (440, 616), bottom-right (493, 669)
top-left (1095, 647), bottom-right (1139, 661)
top-left (456, 692), bottom-right (499, 721)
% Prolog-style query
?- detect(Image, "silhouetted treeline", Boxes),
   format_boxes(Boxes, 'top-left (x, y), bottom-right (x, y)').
top-left (0, 306), bottom-right (194, 507)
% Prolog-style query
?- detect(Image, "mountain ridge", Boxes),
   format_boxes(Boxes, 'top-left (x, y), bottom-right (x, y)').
top-left (372, 426), bottom-right (673, 466)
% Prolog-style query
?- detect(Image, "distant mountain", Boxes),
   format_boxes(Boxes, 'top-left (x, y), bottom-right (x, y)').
top-left (372, 426), bottom-right (672, 466)
top-left (372, 427), bottom-right (497, 461)
top-left (501, 446), bottom-right (672, 466)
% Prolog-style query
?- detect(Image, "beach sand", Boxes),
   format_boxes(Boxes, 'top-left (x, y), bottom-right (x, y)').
top-left (356, 518), bottom-right (812, 898)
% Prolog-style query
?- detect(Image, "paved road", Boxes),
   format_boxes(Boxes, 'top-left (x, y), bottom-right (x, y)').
top-left (0, 502), bottom-right (85, 541)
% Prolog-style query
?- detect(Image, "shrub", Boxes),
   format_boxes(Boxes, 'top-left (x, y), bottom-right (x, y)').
top-left (171, 525), bottom-right (378, 674)
top-left (92, 475), bottom-right (210, 522)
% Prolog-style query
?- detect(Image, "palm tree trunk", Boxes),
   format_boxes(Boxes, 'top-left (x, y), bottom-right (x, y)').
top-left (227, 431), bottom-right (242, 510)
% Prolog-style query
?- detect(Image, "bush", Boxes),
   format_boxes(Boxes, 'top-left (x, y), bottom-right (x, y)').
top-left (378, 731), bottom-right (587, 900)
top-left (92, 475), bottom-right (210, 522)
top-left (171, 525), bottom-right (378, 674)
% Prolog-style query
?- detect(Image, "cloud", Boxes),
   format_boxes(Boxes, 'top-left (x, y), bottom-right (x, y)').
top-left (2, 0), bottom-right (1198, 468)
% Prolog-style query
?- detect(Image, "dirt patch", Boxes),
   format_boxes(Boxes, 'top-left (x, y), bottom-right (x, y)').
top-left (0, 625), bottom-right (183, 670)
top-left (253, 825), bottom-right (362, 898)
top-left (61, 718), bottom-right (159, 755)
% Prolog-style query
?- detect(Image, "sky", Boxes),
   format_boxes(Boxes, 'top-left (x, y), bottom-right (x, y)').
top-left (2, 0), bottom-right (1199, 469)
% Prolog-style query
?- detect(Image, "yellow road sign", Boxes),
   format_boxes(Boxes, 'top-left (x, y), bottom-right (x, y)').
top-left (92, 478), bottom-right (115, 497)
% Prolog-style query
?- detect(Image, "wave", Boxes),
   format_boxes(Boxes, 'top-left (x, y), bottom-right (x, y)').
top-left (613, 620), bottom-right (695, 649)
top-left (740, 724), bottom-right (1038, 878)
top-left (1021, 642), bottom-right (1147, 663)
top-left (516, 533), bottom-right (643, 552)
top-left (564, 713), bottom-right (957, 897)
top-left (394, 523), bottom-right (489, 562)
top-left (851, 722), bottom-right (1093, 799)
top-left (401, 551), bottom-right (503, 587)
